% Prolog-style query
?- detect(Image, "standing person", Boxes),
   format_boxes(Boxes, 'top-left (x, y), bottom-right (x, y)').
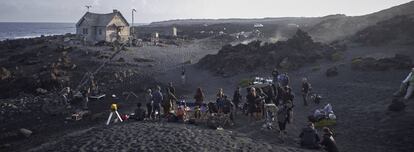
top-left (216, 88), bottom-right (225, 113)
top-left (194, 87), bottom-right (205, 107)
top-left (299, 122), bottom-right (321, 149)
top-left (302, 78), bottom-right (311, 106)
top-left (164, 88), bottom-right (178, 115)
top-left (404, 68), bottom-right (414, 100)
top-left (152, 86), bottom-right (163, 119)
top-left (246, 87), bottom-right (260, 121)
top-left (275, 84), bottom-right (283, 106)
top-left (144, 89), bottom-right (153, 119)
top-left (181, 66), bottom-right (186, 85)
top-left (168, 82), bottom-right (176, 96)
top-left (277, 104), bottom-right (289, 140)
top-left (278, 72), bottom-right (290, 87)
top-left (272, 68), bottom-right (279, 85)
top-left (320, 127), bottom-right (339, 152)
top-left (282, 87), bottom-right (295, 104)
top-left (232, 87), bottom-right (242, 114)
top-left (257, 88), bottom-right (268, 118)
top-left (82, 87), bottom-right (91, 110)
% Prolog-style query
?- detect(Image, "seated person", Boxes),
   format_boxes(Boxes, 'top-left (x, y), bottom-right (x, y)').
top-left (299, 122), bottom-right (321, 149)
top-left (133, 103), bottom-right (146, 121)
top-left (176, 106), bottom-right (186, 121)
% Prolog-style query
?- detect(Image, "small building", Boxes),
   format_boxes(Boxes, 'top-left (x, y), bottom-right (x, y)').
top-left (76, 10), bottom-right (130, 43)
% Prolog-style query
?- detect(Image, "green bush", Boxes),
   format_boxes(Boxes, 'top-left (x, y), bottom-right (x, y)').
top-left (331, 52), bottom-right (344, 62)
top-left (238, 79), bottom-right (252, 88)
top-left (311, 65), bottom-right (321, 71)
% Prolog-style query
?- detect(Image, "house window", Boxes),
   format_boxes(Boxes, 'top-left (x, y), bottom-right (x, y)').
top-left (83, 28), bottom-right (88, 35)
top-left (98, 29), bottom-right (102, 35)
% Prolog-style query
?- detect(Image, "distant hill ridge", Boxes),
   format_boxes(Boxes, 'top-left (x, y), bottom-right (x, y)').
top-left (146, 1), bottom-right (414, 42)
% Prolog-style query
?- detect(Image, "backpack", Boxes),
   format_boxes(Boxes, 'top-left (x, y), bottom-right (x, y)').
top-left (278, 74), bottom-right (289, 86)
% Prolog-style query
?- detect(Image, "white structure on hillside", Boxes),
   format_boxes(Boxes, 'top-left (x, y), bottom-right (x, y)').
top-left (76, 10), bottom-right (130, 43)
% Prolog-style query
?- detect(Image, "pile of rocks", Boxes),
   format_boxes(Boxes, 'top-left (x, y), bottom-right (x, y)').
top-left (351, 54), bottom-right (412, 71)
top-left (198, 29), bottom-right (345, 76)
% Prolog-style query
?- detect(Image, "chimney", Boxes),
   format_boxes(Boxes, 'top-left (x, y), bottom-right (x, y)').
top-left (113, 9), bottom-right (118, 13)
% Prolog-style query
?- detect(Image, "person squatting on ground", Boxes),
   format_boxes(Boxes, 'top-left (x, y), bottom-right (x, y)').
top-left (299, 122), bottom-right (321, 149)
top-left (152, 86), bottom-right (163, 119)
top-left (133, 103), bottom-right (146, 121)
top-left (144, 89), bottom-right (153, 119)
top-left (320, 127), bottom-right (339, 152)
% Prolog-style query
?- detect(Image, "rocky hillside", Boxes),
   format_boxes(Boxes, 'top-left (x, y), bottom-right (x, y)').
top-left (142, 1), bottom-right (414, 43)
top-left (197, 29), bottom-right (345, 76)
top-left (352, 15), bottom-right (414, 46)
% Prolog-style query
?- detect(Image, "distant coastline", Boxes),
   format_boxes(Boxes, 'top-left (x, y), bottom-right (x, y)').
top-left (0, 22), bottom-right (75, 41)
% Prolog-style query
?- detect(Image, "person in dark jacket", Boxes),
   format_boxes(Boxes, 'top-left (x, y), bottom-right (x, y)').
top-left (152, 86), bottom-right (163, 119)
top-left (302, 78), bottom-right (311, 106)
top-left (164, 88), bottom-right (177, 116)
top-left (299, 122), bottom-right (321, 149)
top-left (277, 104), bottom-right (289, 140)
top-left (194, 87), bottom-right (205, 107)
top-left (321, 127), bottom-right (339, 152)
top-left (133, 102), bottom-right (146, 121)
top-left (168, 82), bottom-right (176, 96)
top-left (232, 87), bottom-right (242, 114)
top-left (246, 87), bottom-right (260, 121)
top-left (272, 68), bottom-right (279, 85)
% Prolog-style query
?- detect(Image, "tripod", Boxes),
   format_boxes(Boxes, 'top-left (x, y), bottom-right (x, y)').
top-left (106, 104), bottom-right (123, 125)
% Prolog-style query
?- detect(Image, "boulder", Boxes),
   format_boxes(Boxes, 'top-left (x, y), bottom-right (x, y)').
top-left (36, 88), bottom-right (48, 94)
top-left (326, 66), bottom-right (338, 77)
top-left (19, 128), bottom-right (33, 137)
top-left (388, 98), bottom-right (406, 112)
top-left (0, 67), bottom-right (11, 80)
top-left (352, 54), bottom-right (412, 71)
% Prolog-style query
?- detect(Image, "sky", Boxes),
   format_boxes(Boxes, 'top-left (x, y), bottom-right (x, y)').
top-left (0, 0), bottom-right (412, 23)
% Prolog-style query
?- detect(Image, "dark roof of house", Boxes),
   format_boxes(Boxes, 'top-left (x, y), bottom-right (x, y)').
top-left (76, 10), bottom-right (130, 27)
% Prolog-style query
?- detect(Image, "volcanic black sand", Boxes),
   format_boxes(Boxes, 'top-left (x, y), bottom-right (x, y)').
top-left (1, 33), bottom-right (414, 152)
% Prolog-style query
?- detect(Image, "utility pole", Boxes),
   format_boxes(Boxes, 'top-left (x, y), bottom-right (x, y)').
top-left (132, 9), bottom-right (136, 37)
top-left (85, 5), bottom-right (92, 12)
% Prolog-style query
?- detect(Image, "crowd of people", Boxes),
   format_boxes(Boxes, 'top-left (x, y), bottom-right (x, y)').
top-left (125, 68), bottom-right (338, 152)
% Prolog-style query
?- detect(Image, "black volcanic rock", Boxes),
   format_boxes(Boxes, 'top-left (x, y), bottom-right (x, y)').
top-left (351, 54), bottom-right (412, 71)
top-left (197, 29), bottom-right (344, 76)
top-left (353, 15), bottom-right (414, 46)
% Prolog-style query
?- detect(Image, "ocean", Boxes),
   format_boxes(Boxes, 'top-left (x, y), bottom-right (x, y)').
top-left (0, 22), bottom-right (76, 41)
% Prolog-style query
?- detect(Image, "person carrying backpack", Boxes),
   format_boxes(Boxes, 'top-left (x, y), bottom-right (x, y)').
top-left (299, 122), bottom-right (321, 149)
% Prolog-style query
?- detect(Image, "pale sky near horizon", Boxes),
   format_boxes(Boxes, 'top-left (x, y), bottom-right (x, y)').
top-left (0, 0), bottom-right (412, 23)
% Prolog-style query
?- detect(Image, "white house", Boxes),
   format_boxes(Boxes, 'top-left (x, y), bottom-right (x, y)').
top-left (76, 10), bottom-right (130, 43)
